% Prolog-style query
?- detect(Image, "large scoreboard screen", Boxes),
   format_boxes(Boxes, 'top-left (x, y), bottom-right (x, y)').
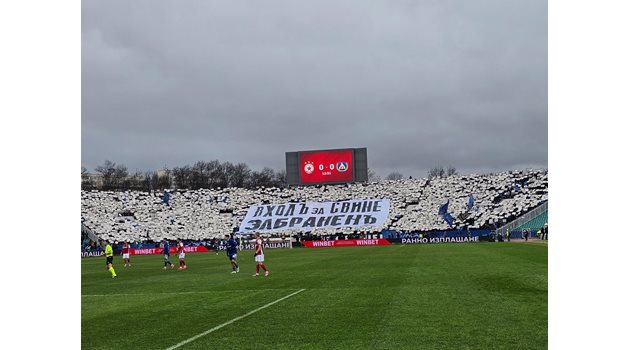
top-left (286, 148), bottom-right (368, 186)
top-left (299, 149), bottom-right (354, 184)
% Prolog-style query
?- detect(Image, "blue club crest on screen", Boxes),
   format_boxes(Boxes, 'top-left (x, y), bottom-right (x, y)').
top-left (336, 162), bottom-right (348, 172)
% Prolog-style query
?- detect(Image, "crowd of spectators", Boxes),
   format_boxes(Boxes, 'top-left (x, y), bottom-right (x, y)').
top-left (81, 169), bottom-right (547, 244)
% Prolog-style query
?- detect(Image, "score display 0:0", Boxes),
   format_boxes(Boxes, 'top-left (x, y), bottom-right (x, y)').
top-left (318, 164), bottom-right (336, 171)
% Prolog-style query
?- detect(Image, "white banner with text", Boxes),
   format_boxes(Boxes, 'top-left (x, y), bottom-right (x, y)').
top-left (240, 199), bottom-right (390, 233)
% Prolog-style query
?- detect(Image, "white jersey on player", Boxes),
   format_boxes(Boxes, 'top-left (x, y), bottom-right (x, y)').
top-left (255, 237), bottom-right (265, 262)
top-left (177, 242), bottom-right (185, 259)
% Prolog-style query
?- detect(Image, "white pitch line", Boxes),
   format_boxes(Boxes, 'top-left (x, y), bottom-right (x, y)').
top-left (81, 288), bottom-right (290, 297)
top-left (165, 288), bottom-right (305, 350)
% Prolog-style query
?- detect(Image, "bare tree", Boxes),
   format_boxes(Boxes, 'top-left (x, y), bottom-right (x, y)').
top-left (81, 169), bottom-right (94, 191)
top-left (447, 166), bottom-right (458, 177)
top-left (126, 170), bottom-right (145, 191)
top-left (191, 161), bottom-right (209, 189)
top-left (94, 160), bottom-right (116, 177)
top-left (367, 168), bottom-right (381, 182)
top-left (260, 167), bottom-right (276, 187)
top-left (227, 162), bottom-right (251, 188)
top-left (171, 165), bottom-right (192, 189)
top-left (157, 169), bottom-right (171, 189)
top-left (87, 159), bottom-right (293, 190)
top-left (428, 166), bottom-right (445, 179)
top-left (143, 171), bottom-right (157, 193)
top-left (386, 171), bottom-right (403, 181)
top-left (274, 169), bottom-right (287, 187)
top-left (247, 167), bottom-right (276, 188)
top-left (114, 164), bottom-right (128, 178)
top-left (113, 165), bottom-right (129, 189)
top-left (81, 166), bottom-right (92, 190)
top-left (95, 160), bottom-right (128, 190)
top-left (205, 160), bottom-right (226, 188)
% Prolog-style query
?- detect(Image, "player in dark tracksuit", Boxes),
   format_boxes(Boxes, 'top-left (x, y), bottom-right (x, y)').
top-left (161, 239), bottom-right (175, 270)
top-left (226, 234), bottom-right (239, 274)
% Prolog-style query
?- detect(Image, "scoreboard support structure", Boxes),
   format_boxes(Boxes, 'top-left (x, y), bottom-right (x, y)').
top-left (286, 148), bottom-right (368, 186)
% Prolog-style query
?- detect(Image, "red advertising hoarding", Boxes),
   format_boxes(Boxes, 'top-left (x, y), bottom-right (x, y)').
top-left (299, 149), bottom-right (354, 184)
top-left (302, 239), bottom-right (391, 248)
top-left (129, 246), bottom-right (209, 256)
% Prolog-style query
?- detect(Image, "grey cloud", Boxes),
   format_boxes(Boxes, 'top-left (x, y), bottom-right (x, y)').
top-left (82, 0), bottom-right (547, 178)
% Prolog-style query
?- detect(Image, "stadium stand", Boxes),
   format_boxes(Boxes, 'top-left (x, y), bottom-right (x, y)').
top-left (511, 211), bottom-right (548, 238)
top-left (81, 169), bottom-right (547, 243)
top-left (514, 211), bottom-right (548, 232)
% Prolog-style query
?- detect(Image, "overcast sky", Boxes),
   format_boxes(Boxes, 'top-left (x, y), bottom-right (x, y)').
top-left (82, 0), bottom-right (547, 178)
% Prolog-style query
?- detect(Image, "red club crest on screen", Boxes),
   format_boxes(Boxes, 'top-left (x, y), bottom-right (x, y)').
top-left (299, 150), bottom-right (354, 184)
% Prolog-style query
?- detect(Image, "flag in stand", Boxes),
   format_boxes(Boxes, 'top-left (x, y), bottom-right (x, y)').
top-left (467, 194), bottom-right (475, 210)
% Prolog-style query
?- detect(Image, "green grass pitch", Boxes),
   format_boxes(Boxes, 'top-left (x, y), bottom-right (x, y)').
top-left (81, 243), bottom-right (547, 349)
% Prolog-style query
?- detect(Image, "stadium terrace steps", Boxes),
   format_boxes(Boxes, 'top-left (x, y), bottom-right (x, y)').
top-left (81, 169), bottom-right (548, 242)
top-left (514, 211), bottom-right (548, 234)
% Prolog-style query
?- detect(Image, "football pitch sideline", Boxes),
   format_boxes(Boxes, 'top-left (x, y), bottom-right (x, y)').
top-left (81, 243), bottom-right (547, 349)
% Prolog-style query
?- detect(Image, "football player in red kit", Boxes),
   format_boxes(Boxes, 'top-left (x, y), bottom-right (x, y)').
top-left (122, 241), bottom-right (131, 267)
top-left (177, 240), bottom-right (187, 270)
top-left (253, 233), bottom-right (269, 277)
